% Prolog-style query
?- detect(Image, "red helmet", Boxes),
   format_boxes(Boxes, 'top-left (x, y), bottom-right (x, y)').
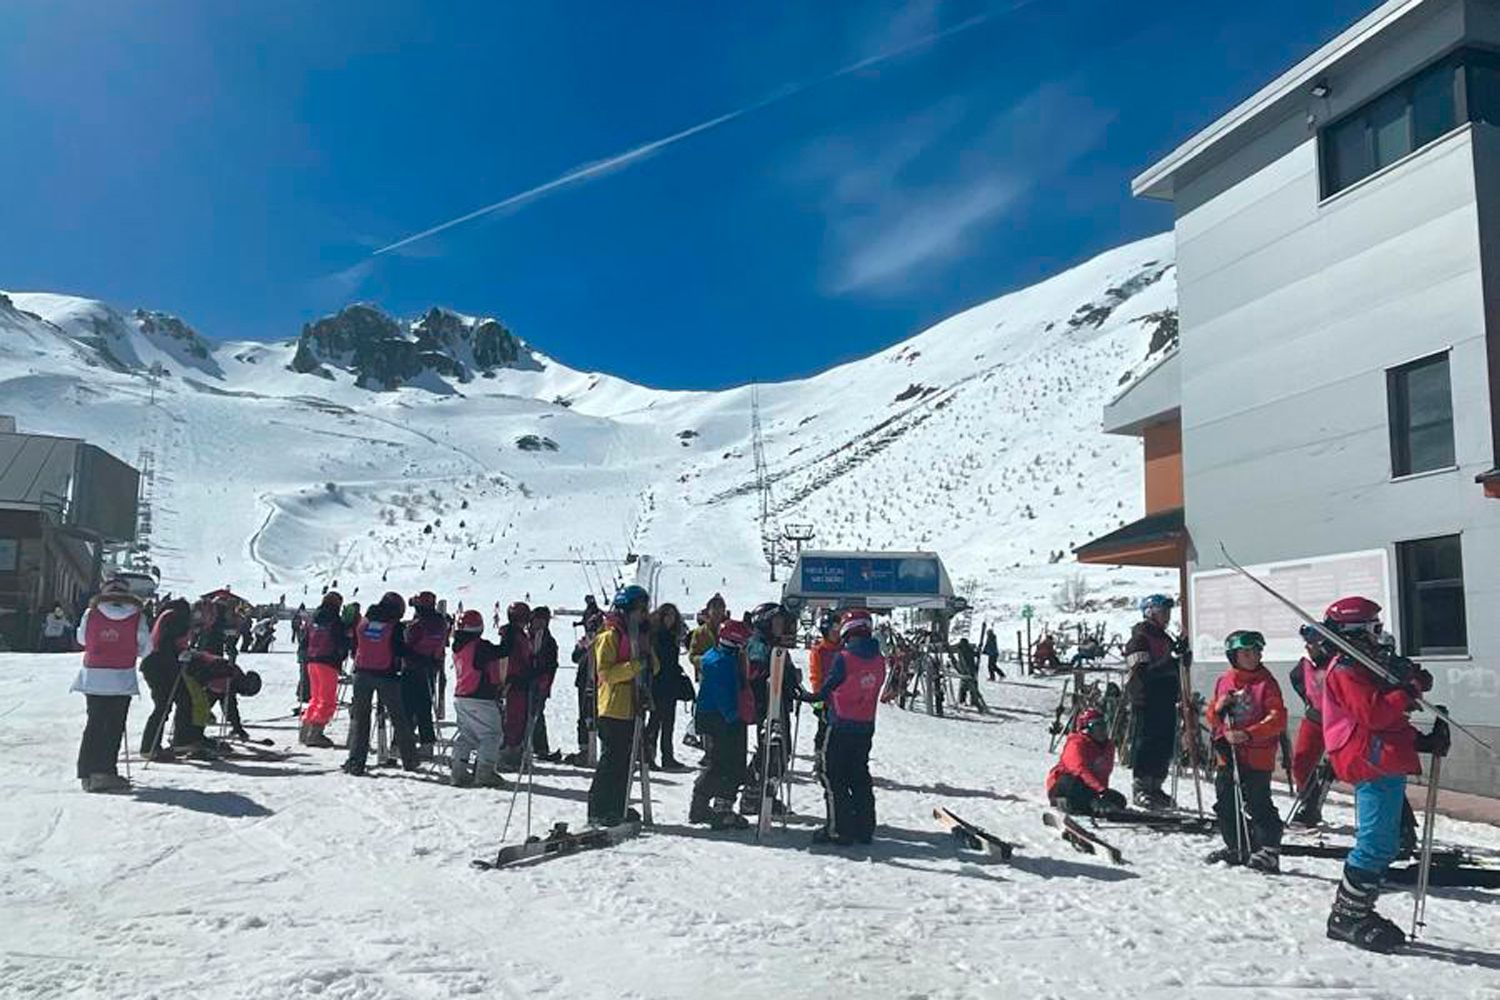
top-left (507, 601), bottom-right (531, 623)
top-left (717, 620), bottom-right (752, 649)
top-left (839, 609), bottom-right (874, 639)
top-left (1324, 596), bottom-right (1382, 624)
top-left (1076, 708), bottom-right (1105, 733)
top-left (411, 591), bottom-right (437, 609)
top-left (456, 609), bottom-right (484, 634)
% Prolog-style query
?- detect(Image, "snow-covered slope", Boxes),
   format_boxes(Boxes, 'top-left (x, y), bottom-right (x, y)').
top-left (0, 235), bottom-right (1177, 633)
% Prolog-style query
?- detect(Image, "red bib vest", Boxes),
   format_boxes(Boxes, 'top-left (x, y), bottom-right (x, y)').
top-left (353, 617), bottom-right (397, 673)
top-left (830, 651), bottom-right (886, 724)
top-left (83, 608), bottom-right (142, 669)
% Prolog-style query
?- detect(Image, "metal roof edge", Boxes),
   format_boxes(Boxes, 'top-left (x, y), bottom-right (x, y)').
top-left (1131, 0), bottom-right (1430, 201)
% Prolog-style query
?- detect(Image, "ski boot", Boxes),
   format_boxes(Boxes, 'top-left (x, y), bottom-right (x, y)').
top-left (341, 760), bottom-right (366, 777)
top-left (811, 827), bottom-right (853, 847)
top-left (689, 792), bottom-right (713, 825)
top-left (304, 724), bottom-right (335, 749)
top-left (1203, 846), bottom-right (1245, 866)
top-left (1132, 778), bottom-right (1174, 812)
top-left (1327, 866), bottom-right (1405, 952)
top-left (1287, 803), bottom-right (1323, 830)
top-left (84, 773), bottom-right (132, 794)
top-left (1247, 847), bottom-right (1281, 874)
top-left (709, 799), bottom-right (751, 830)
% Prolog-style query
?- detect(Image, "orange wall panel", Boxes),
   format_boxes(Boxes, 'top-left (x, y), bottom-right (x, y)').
top-left (1143, 420), bottom-right (1183, 514)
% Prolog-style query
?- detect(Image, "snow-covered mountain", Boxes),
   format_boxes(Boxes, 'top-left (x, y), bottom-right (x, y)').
top-left (0, 234), bottom-right (1177, 634)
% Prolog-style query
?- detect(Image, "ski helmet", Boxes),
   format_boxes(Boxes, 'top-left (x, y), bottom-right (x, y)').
top-left (612, 585), bottom-right (650, 612)
top-left (321, 590), bottom-right (343, 609)
top-left (1323, 596), bottom-right (1382, 641)
top-left (234, 670), bottom-right (263, 697)
top-left (507, 601), bottom-right (531, 623)
top-left (750, 601), bottom-right (787, 633)
top-left (706, 592), bottom-right (726, 612)
top-left (380, 591), bottom-right (406, 618)
top-left (718, 619), bottom-right (752, 650)
top-left (839, 608), bottom-right (874, 640)
top-left (1075, 707), bottom-right (1105, 735)
top-left (1224, 630), bottom-right (1266, 662)
top-left (456, 609), bottom-right (484, 634)
top-left (101, 577), bottom-right (131, 596)
top-left (411, 590), bottom-right (437, 610)
top-left (531, 605), bottom-right (551, 621)
top-left (1139, 594), bottom-right (1175, 616)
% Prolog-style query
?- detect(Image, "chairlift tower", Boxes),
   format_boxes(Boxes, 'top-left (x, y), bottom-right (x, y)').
top-left (750, 385), bottom-right (777, 580)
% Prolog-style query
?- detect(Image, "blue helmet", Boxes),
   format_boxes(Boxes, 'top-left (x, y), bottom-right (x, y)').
top-left (612, 584), bottom-right (650, 611)
top-left (1139, 594), bottom-right (1175, 616)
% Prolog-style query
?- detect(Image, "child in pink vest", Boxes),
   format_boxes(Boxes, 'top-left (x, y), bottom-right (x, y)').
top-left (72, 579), bottom-right (151, 793)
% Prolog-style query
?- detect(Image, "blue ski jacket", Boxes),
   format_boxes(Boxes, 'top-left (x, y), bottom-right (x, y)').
top-left (696, 646), bottom-right (745, 724)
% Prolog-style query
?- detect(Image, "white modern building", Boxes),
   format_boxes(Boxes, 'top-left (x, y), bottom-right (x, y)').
top-left (1086, 0), bottom-right (1500, 797)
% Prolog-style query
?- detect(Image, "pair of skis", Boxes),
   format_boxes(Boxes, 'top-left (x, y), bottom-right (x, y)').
top-left (755, 649), bottom-right (791, 842)
top-left (932, 807), bottom-right (1126, 866)
top-left (472, 818), bottom-right (643, 870)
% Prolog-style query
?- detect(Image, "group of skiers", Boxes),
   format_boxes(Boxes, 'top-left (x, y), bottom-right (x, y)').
top-left (1044, 593), bottom-right (1451, 954)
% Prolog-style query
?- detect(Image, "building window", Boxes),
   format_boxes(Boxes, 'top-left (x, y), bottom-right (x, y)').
top-left (1388, 352), bottom-right (1454, 477)
top-left (1469, 60), bottom-right (1500, 126)
top-left (0, 538), bottom-right (16, 572)
top-left (1321, 58), bottom-right (1461, 196)
top-left (1396, 535), bottom-right (1467, 655)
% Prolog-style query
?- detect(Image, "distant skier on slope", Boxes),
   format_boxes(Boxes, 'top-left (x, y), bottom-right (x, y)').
top-left (1203, 630), bottom-right (1286, 872)
top-left (1317, 597), bottom-right (1447, 953)
top-left (72, 578), bottom-right (151, 793)
top-left (688, 618), bottom-right (753, 830)
top-left (586, 585), bottom-right (653, 826)
top-left (793, 609), bottom-right (886, 847)
top-left (1046, 708), bottom-right (1126, 815)
top-left (1124, 595), bottom-right (1187, 811)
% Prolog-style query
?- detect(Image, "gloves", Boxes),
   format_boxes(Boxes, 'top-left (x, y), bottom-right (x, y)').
top-left (1092, 788), bottom-right (1127, 815)
top-left (1414, 718), bottom-right (1451, 757)
top-left (1409, 666), bottom-right (1434, 694)
top-left (1222, 729), bottom-right (1249, 746)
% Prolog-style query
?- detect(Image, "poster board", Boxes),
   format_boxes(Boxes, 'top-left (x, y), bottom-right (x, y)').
top-left (1189, 548), bottom-right (1390, 663)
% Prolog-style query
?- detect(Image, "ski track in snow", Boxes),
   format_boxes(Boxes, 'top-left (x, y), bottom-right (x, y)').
top-left (2, 653), bottom-right (1496, 1000)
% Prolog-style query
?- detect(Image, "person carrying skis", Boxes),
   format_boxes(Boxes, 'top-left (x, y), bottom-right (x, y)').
top-left (1317, 597), bottom-right (1447, 953)
top-left (72, 578), bottom-right (151, 792)
top-left (1046, 708), bottom-right (1126, 815)
top-left (402, 591), bottom-right (447, 755)
top-left (1203, 630), bottom-right (1286, 871)
top-left (298, 591), bottom-right (349, 748)
top-left (981, 628), bottom-right (1003, 681)
top-left (1124, 594), bottom-right (1187, 810)
top-left (342, 592), bottom-right (418, 775)
top-left (139, 596), bottom-right (194, 761)
top-left (688, 593), bottom-right (726, 682)
top-left (587, 585), bottom-right (653, 826)
top-left (688, 619), bottom-right (754, 830)
top-left (740, 601), bottom-right (796, 817)
top-left (806, 609), bottom-right (841, 780)
top-left (528, 606), bottom-right (561, 762)
top-left (1288, 625), bottom-right (1334, 827)
top-left (645, 603), bottom-right (691, 771)
top-left (795, 609), bottom-right (886, 846)
top-left (450, 609), bottom-right (507, 787)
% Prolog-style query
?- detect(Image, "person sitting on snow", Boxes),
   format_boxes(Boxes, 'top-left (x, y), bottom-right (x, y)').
top-left (1046, 708), bottom-right (1126, 815)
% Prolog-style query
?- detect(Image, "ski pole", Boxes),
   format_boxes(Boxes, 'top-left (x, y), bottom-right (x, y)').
top-left (1411, 714), bottom-right (1446, 941)
top-left (145, 656), bottom-right (189, 770)
top-left (1228, 738), bottom-right (1250, 864)
top-left (1218, 544), bottom-right (1493, 752)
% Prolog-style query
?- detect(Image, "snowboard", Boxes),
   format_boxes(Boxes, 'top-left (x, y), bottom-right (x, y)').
top-left (933, 807), bottom-right (1018, 861)
top-left (1043, 809), bottom-right (1126, 865)
top-left (471, 818), bottom-right (643, 870)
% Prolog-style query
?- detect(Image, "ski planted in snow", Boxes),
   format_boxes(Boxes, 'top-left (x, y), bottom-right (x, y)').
top-left (472, 818), bottom-right (643, 870)
top-left (755, 649), bottom-right (787, 842)
top-left (1043, 809), bottom-right (1126, 865)
top-left (933, 807), bottom-right (1017, 861)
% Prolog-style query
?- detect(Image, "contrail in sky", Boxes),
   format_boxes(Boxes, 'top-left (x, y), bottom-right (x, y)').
top-left (371, 5), bottom-right (1035, 257)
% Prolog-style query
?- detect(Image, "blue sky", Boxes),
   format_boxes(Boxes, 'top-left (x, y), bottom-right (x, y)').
top-left (0, 0), bottom-right (1374, 388)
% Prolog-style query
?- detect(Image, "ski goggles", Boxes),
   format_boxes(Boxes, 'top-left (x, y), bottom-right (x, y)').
top-left (1224, 630), bottom-right (1266, 654)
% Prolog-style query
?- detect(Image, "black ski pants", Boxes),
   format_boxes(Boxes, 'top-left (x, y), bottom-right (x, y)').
top-left (821, 728), bottom-right (875, 842)
top-left (691, 712), bottom-right (747, 807)
top-left (297, 659), bottom-right (310, 705)
top-left (140, 653), bottom-right (191, 755)
top-left (746, 677), bottom-right (787, 790)
top-left (588, 716), bottom-right (637, 823)
top-left (645, 694), bottom-right (678, 764)
top-left (1049, 773), bottom-right (1101, 816)
top-left (985, 653), bottom-right (1003, 681)
top-left (1131, 684), bottom-right (1178, 785)
top-left (1215, 764), bottom-right (1283, 856)
top-left (78, 694), bottom-right (130, 779)
top-left (575, 685), bottom-right (593, 753)
top-left (531, 698), bottom-right (552, 757)
top-left (400, 657), bottom-right (437, 745)
top-left (345, 672), bottom-right (416, 771)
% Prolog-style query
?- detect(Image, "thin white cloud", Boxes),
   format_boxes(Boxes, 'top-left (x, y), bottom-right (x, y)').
top-left (369, 1), bottom-right (1044, 258)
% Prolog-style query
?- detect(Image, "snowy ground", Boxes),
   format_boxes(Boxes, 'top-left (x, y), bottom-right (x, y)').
top-left (2, 651), bottom-right (1497, 1000)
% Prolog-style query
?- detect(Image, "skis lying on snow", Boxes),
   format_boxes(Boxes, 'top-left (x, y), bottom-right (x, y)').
top-left (933, 807), bottom-right (1018, 861)
top-left (471, 819), bottom-right (642, 870)
top-left (1043, 809), bottom-right (1125, 865)
top-left (1090, 808), bottom-right (1217, 835)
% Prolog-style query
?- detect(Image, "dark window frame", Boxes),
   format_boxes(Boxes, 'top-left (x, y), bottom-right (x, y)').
top-left (1387, 351), bottom-right (1456, 478)
top-left (1316, 48), bottom-right (1500, 198)
top-left (1395, 533), bottom-right (1468, 656)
